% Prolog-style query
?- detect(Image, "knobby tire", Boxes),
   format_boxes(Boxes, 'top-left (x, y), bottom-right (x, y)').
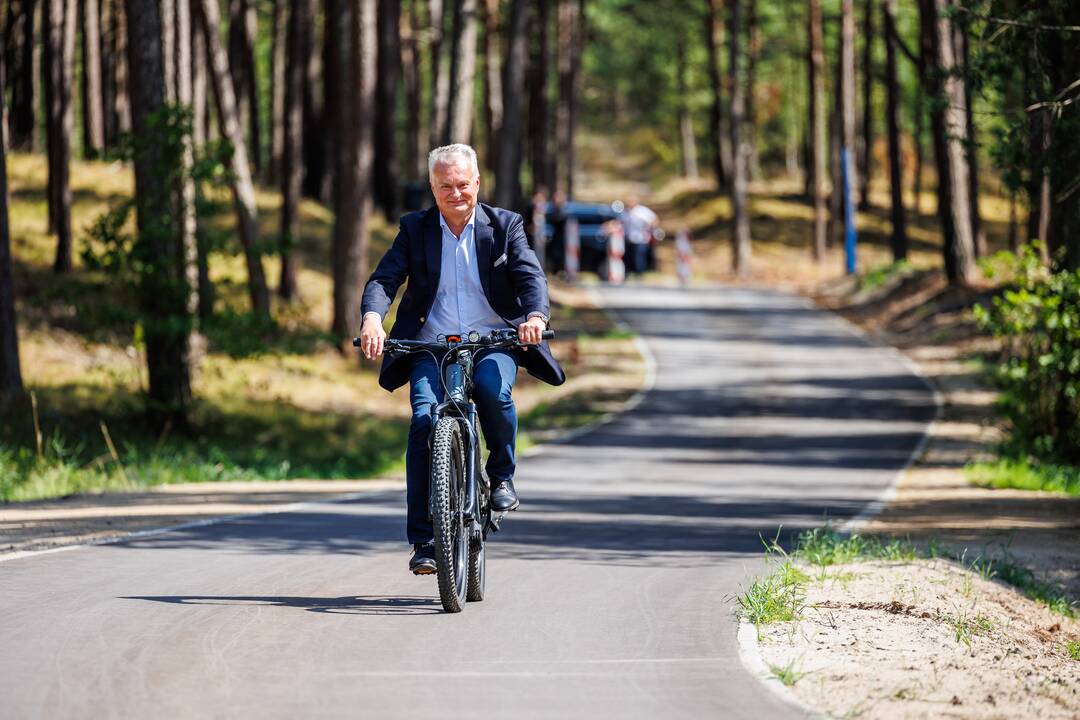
top-left (430, 417), bottom-right (468, 612)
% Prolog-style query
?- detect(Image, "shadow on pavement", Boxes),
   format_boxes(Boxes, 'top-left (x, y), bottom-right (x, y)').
top-left (121, 594), bottom-right (442, 615)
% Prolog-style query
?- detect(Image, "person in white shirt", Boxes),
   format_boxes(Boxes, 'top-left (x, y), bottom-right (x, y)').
top-left (620, 195), bottom-right (658, 276)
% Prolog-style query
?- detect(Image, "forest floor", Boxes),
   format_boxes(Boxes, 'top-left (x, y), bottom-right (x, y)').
top-left (572, 134), bottom-right (1079, 717)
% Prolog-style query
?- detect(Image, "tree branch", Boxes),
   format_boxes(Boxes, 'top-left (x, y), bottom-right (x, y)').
top-left (953, 6), bottom-right (1080, 33)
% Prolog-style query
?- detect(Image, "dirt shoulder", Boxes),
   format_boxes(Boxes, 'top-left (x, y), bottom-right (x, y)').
top-left (755, 558), bottom-right (1080, 719)
top-left (1, 281), bottom-right (646, 557)
top-left (815, 270), bottom-right (1080, 597)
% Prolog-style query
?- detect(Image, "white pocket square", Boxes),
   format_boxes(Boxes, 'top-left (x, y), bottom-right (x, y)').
top-left (493, 253), bottom-right (507, 267)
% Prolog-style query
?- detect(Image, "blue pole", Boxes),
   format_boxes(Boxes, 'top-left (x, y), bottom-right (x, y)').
top-left (841, 147), bottom-right (857, 275)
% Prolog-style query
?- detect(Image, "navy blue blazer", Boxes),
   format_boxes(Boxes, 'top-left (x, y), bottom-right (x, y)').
top-left (361, 203), bottom-right (567, 392)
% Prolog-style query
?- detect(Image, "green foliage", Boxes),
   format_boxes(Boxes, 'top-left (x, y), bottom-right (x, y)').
top-left (1066, 639), bottom-right (1080, 661)
top-left (974, 244), bottom-right (1080, 463)
top-left (976, 554), bottom-right (1076, 618)
top-left (736, 563), bottom-right (808, 625)
top-left (966, 456), bottom-right (1080, 495)
top-left (0, 390), bottom-right (409, 503)
top-left (788, 525), bottom-right (918, 566)
top-left (857, 259), bottom-right (914, 293)
top-left (767, 658), bottom-right (809, 687)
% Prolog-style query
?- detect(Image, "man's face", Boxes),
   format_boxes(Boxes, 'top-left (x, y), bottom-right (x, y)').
top-left (430, 159), bottom-right (480, 222)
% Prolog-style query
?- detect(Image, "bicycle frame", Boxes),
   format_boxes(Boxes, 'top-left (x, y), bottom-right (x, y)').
top-left (428, 346), bottom-right (489, 533)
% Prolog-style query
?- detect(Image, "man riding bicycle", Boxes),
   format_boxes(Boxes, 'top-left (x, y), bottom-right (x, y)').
top-left (359, 143), bottom-right (565, 575)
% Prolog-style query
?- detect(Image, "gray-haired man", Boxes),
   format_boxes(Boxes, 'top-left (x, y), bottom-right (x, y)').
top-left (359, 144), bottom-right (565, 574)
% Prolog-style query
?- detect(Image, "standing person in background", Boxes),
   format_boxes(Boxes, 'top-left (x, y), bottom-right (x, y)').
top-left (358, 144), bottom-right (565, 575)
top-left (620, 195), bottom-right (658, 277)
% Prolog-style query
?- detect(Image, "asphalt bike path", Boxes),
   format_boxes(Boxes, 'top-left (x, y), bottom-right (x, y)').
top-left (0, 284), bottom-right (937, 719)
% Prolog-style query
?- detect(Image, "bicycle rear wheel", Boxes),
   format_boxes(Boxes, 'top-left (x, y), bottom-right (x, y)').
top-left (430, 417), bottom-right (468, 613)
top-left (467, 533), bottom-right (485, 602)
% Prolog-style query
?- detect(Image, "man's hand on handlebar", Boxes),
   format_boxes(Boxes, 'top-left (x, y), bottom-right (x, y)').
top-left (360, 314), bottom-right (387, 360)
top-left (517, 316), bottom-right (546, 346)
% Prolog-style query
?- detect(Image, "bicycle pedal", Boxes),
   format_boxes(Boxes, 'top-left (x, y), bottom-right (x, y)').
top-left (487, 512), bottom-right (507, 533)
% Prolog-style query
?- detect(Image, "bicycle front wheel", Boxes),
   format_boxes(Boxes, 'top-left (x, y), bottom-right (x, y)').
top-left (430, 417), bottom-right (469, 613)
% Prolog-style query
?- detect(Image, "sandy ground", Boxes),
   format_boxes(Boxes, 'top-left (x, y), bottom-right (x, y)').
top-left (756, 559), bottom-right (1080, 719)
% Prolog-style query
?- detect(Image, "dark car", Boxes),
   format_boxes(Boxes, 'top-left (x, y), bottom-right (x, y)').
top-left (535, 201), bottom-right (620, 276)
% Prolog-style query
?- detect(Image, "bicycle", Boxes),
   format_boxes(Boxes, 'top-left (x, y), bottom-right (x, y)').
top-left (353, 327), bottom-right (554, 613)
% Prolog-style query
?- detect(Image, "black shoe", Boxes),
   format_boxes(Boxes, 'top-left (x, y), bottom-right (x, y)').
top-left (409, 542), bottom-right (436, 575)
top-left (490, 479), bottom-right (520, 512)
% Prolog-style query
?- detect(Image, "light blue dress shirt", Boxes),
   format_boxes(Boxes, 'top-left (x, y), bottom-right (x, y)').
top-left (417, 210), bottom-right (509, 342)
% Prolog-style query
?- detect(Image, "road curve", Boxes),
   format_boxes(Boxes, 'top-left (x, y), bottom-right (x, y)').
top-left (0, 284), bottom-right (937, 719)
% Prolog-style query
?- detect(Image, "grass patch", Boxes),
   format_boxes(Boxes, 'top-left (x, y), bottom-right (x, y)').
top-left (1066, 640), bottom-right (1080, 661)
top-left (739, 525), bottom-right (1076, 626)
top-left (942, 610), bottom-right (995, 648)
top-left (736, 562), bottom-right (808, 625)
top-left (960, 551), bottom-right (1077, 618)
top-left (856, 259), bottom-right (914, 293)
top-left (0, 389), bottom-right (408, 502)
top-left (767, 658), bottom-right (810, 686)
top-left (786, 525), bottom-right (918, 566)
top-left (966, 457), bottom-right (1080, 496)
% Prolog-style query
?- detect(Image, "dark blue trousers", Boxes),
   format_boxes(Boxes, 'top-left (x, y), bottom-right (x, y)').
top-left (406, 350), bottom-right (519, 544)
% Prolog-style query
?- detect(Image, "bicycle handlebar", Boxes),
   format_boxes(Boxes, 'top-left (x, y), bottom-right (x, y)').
top-left (352, 329), bottom-right (554, 352)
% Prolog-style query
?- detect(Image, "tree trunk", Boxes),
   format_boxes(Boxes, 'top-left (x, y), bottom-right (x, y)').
top-left (301, 6), bottom-right (326, 201)
top-left (827, 19), bottom-right (842, 247)
top-left (374, 0), bottom-right (401, 218)
top-left (481, 0), bottom-right (502, 175)
top-left (10, 0), bottom-right (39, 151)
top-left (676, 40), bottom-right (698, 180)
top-left (161, 0), bottom-right (176, 101)
top-left (858, 0), bottom-right (873, 209)
top-left (0, 68), bottom-right (23, 394)
top-left (527, 0), bottom-right (551, 193)
top-left (429, 0), bottom-right (449, 148)
top-left (912, 50), bottom-right (924, 215)
top-left (555, 0), bottom-right (581, 197)
top-left (111, 0), bottom-right (130, 135)
top-left (921, 0), bottom-right (975, 285)
top-left (401, 0), bottom-right (423, 181)
top-left (196, 0), bottom-right (270, 320)
top-left (175, 0), bottom-right (198, 326)
top-left (31, 0), bottom-right (44, 151)
top-left (957, 23), bottom-right (985, 258)
top-left (324, 0), bottom-right (347, 198)
top-left (44, 0), bottom-right (74, 273)
top-left (269, 0), bottom-right (286, 184)
top-left (191, 0), bottom-right (207, 144)
top-left (746, 0), bottom-right (760, 180)
top-left (840, 0), bottom-right (860, 216)
top-left (126, 0), bottom-right (192, 423)
top-left (229, 0), bottom-right (260, 177)
top-left (704, 0), bottom-right (731, 190)
top-left (729, 0), bottom-right (751, 275)
top-left (494, 0), bottom-right (527, 208)
top-left (882, 0), bottom-right (906, 260)
top-left (332, 0), bottom-right (376, 343)
top-left (808, 0), bottom-right (827, 262)
top-left (6, 0), bottom-right (34, 151)
top-left (1043, 5), bottom-right (1080, 271)
top-left (448, 0), bottom-right (479, 143)
top-left (281, 0), bottom-right (312, 302)
top-left (1026, 106), bottom-right (1051, 255)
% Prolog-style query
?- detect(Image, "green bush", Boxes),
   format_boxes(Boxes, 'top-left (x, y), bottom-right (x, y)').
top-left (974, 244), bottom-right (1080, 463)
